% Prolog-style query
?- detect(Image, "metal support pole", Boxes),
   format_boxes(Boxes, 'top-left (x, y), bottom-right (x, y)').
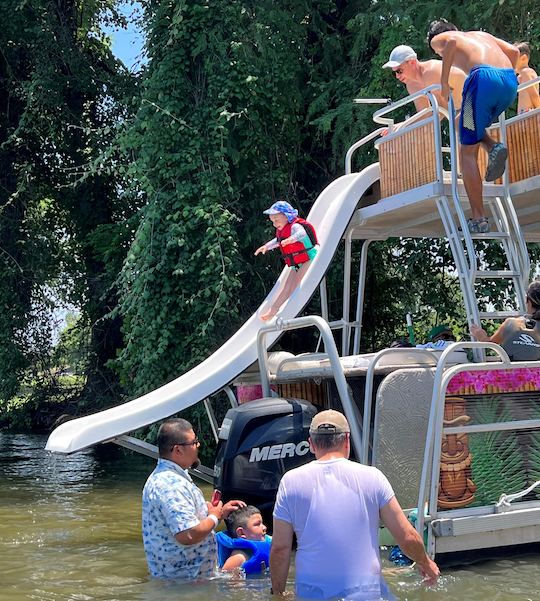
top-left (342, 229), bottom-right (353, 356)
top-left (320, 276), bottom-right (329, 322)
top-left (353, 240), bottom-right (372, 354)
top-left (257, 316), bottom-right (363, 458)
top-left (203, 398), bottom-right (220, 443)
top-left (223, 385), bottom-right (238, 408)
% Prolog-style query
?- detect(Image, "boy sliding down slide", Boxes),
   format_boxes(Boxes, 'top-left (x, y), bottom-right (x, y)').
top-left (255, 201), bottom-right (318, 321)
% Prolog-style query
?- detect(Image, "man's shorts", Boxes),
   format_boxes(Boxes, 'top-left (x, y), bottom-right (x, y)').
top-left (459, 65), bottom-right (518, 145)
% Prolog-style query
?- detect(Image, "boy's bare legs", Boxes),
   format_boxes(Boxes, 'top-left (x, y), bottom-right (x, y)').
top-left (460, 142), bottom-right (484, 219)
top-left (260, 262), bottom-right (310, 321)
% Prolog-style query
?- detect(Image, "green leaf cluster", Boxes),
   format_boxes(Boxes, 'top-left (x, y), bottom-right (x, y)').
top-left (0, 0), bottom-right (133, 416)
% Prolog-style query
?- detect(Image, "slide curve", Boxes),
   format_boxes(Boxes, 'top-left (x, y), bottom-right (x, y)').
top-left (46, 163), bottom-right (380, 453)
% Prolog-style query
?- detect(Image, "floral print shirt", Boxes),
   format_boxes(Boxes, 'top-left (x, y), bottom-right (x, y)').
top-left (142, 458), bottom-right (216, 579)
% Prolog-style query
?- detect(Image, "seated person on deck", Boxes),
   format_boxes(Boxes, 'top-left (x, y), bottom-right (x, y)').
top-left (216, 505), bottom-right (272, 574)
top-left (470, 281), bottom-right (540, 361)
top-left (426, 324), bottom-right (456, 344)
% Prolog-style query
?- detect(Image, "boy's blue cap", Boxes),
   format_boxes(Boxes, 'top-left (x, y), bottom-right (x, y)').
top-left (263, 201), bottom-right (298, 223)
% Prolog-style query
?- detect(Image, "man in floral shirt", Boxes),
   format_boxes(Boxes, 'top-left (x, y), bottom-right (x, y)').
top-left (142, 418), bottom-right (245, 579)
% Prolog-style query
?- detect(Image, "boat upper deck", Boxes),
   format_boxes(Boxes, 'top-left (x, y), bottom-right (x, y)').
top-left (347, 89), bottom-right (540, 242)
top-left (350, 174), bottom-right (540, 240)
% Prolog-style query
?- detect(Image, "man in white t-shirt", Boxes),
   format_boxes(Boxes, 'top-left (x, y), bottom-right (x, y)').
top-left (270, 410), bottom-right (439, 600)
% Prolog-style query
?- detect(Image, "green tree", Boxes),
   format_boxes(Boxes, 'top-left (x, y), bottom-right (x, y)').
top-left (0, 0), bottom-right (133, 415)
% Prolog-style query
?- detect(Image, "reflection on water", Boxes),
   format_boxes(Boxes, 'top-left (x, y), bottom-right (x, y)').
top-left (1, 433), bottom-right (539, 601)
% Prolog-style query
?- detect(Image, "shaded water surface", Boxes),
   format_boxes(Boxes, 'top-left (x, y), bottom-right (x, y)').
top-left (1, 433), bottom-right (539, 600)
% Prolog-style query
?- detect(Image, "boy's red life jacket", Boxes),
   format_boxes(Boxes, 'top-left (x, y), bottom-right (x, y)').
top-left (276, 218), bottom-right (318, 267)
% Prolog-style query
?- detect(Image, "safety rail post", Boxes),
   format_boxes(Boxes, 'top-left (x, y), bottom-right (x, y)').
top-left (415, 341), bottom-right (511, 557)
top-left (352, 239), bottom-right (371, 354)
top-left (223, 385), bottom-right (239, 408)
top-left (203, 385), bottom-right (238, 443)
top-left (360, 348), bottom-right (439, 464)
top-left (342, 229), bottom-right (354, 356)
top-left (256, 315), bottom-right (362, 459)
top-left (446, 94), bottom-right (478, 276)
top-left (498, 102), bottom-right (531, 293)
top-left (443, 95), bottom-right (483, 355)
top-left (345, 128), bottom-right (386, 174)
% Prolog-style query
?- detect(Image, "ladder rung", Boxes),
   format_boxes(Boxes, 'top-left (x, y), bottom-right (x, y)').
top-left (479, 311), bottom-right (522, 319)
top-left (475, 270), bottom-right (520, 279)
top-left (460, 232), bottom-right (510, 240)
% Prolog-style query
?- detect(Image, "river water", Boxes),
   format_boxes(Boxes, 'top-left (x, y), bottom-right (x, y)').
top-left (1, 433), bottom-right (539, 601)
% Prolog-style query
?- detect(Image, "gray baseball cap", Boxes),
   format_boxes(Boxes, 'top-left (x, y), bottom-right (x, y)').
top-left (382, 45), bottom-right (417, 69)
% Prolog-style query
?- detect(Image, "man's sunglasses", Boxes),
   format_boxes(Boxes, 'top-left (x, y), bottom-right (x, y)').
top-left (393, 67), bottom-right (404, 75)
top-left (171, 437), bottom-right (200, 450)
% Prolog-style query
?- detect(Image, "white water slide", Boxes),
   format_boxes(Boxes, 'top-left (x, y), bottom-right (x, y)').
top-left (46, 164), bottom-right (380, 454)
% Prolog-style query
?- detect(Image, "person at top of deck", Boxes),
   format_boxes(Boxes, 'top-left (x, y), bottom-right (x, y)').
top-left (255, 201), bottom-right (318, 322)
top-left (427, 20), bottom-right (519, 234)
top-left (470, 280), bottom-right (540, 361)
top-left (382, 44), bottom-right (466, 131)
top-left (515, 42), bottom-right (540, 113)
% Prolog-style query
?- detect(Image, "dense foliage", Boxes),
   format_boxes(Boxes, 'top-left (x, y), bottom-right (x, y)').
top-left (1, 0), bottom-right (539, 430)
top-left (0, 0), bottom-right (134, 423)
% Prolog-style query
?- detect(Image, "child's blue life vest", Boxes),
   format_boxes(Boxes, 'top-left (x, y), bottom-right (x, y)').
top-left (215, 531), bottom-right (272, 575)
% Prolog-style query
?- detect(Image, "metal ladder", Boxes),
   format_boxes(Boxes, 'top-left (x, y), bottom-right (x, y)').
top-left (437, 97), bottom-right (530, 335)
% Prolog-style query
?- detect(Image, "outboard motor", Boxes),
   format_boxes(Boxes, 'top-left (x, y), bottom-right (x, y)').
top-left (214, 397), bottom-right (317, 527)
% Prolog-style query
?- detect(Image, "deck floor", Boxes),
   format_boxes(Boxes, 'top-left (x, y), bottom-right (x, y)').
top-left (350, 172), bottom-right (540, 240)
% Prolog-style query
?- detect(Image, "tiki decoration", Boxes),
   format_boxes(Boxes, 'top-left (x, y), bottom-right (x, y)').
top-left (438, 396), bottom-right (477, 509)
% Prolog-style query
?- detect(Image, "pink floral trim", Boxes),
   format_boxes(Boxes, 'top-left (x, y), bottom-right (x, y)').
top-left (447, 367), bottom-right (540, 395)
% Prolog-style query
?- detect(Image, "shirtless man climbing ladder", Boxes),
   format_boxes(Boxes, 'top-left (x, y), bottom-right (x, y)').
top-left (427, 20), bottom-right (519, 234)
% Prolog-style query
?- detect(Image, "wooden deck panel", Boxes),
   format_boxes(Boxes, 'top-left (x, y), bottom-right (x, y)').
top-left (379, 122), bottom-right (438, 198)
top-left (478, 111), bottom-right (540, 184)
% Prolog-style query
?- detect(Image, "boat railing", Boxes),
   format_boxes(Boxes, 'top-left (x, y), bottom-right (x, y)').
top-left (414, 343), bottom-right (540, 557)
top-left (477, 76), bottom-right (540, 185)
top-left (346, 86), bottom-right (450, 181)
top-left (256, 315), bottom-right (363, 459)
top-left (345, 127), bottom-right (386, 175)
top-left (359, 347), bottom-right (440, 464)
top-left (372, 85), bottom-right (445, 199)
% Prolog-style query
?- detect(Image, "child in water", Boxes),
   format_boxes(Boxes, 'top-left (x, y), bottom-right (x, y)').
top-left (216, 505), bottom-right (272, 573)
top-left (255, 201), bottom-right (318, 321)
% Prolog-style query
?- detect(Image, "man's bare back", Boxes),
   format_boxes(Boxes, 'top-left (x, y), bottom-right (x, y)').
top-left (431, 31), bottom-right (517, 74)
top-left (426, 21), bottom-right (519, 228)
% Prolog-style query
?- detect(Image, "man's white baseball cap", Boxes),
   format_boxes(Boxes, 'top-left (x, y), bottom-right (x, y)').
top-left (382, 45), bottom-right (417, 69)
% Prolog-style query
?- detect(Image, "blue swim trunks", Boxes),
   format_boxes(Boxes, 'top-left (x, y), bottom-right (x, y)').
top-left (459, 65), bottom-right (518, 145)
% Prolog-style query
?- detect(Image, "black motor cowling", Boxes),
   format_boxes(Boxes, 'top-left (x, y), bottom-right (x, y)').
top-left (214, 397), bottom-right (316, 526)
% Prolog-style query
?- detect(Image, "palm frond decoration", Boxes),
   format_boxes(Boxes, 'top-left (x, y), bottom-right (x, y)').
top-left (530, 399), bottom-right (540, 499)
top-left (468, 398), bottom-right (527, 507)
